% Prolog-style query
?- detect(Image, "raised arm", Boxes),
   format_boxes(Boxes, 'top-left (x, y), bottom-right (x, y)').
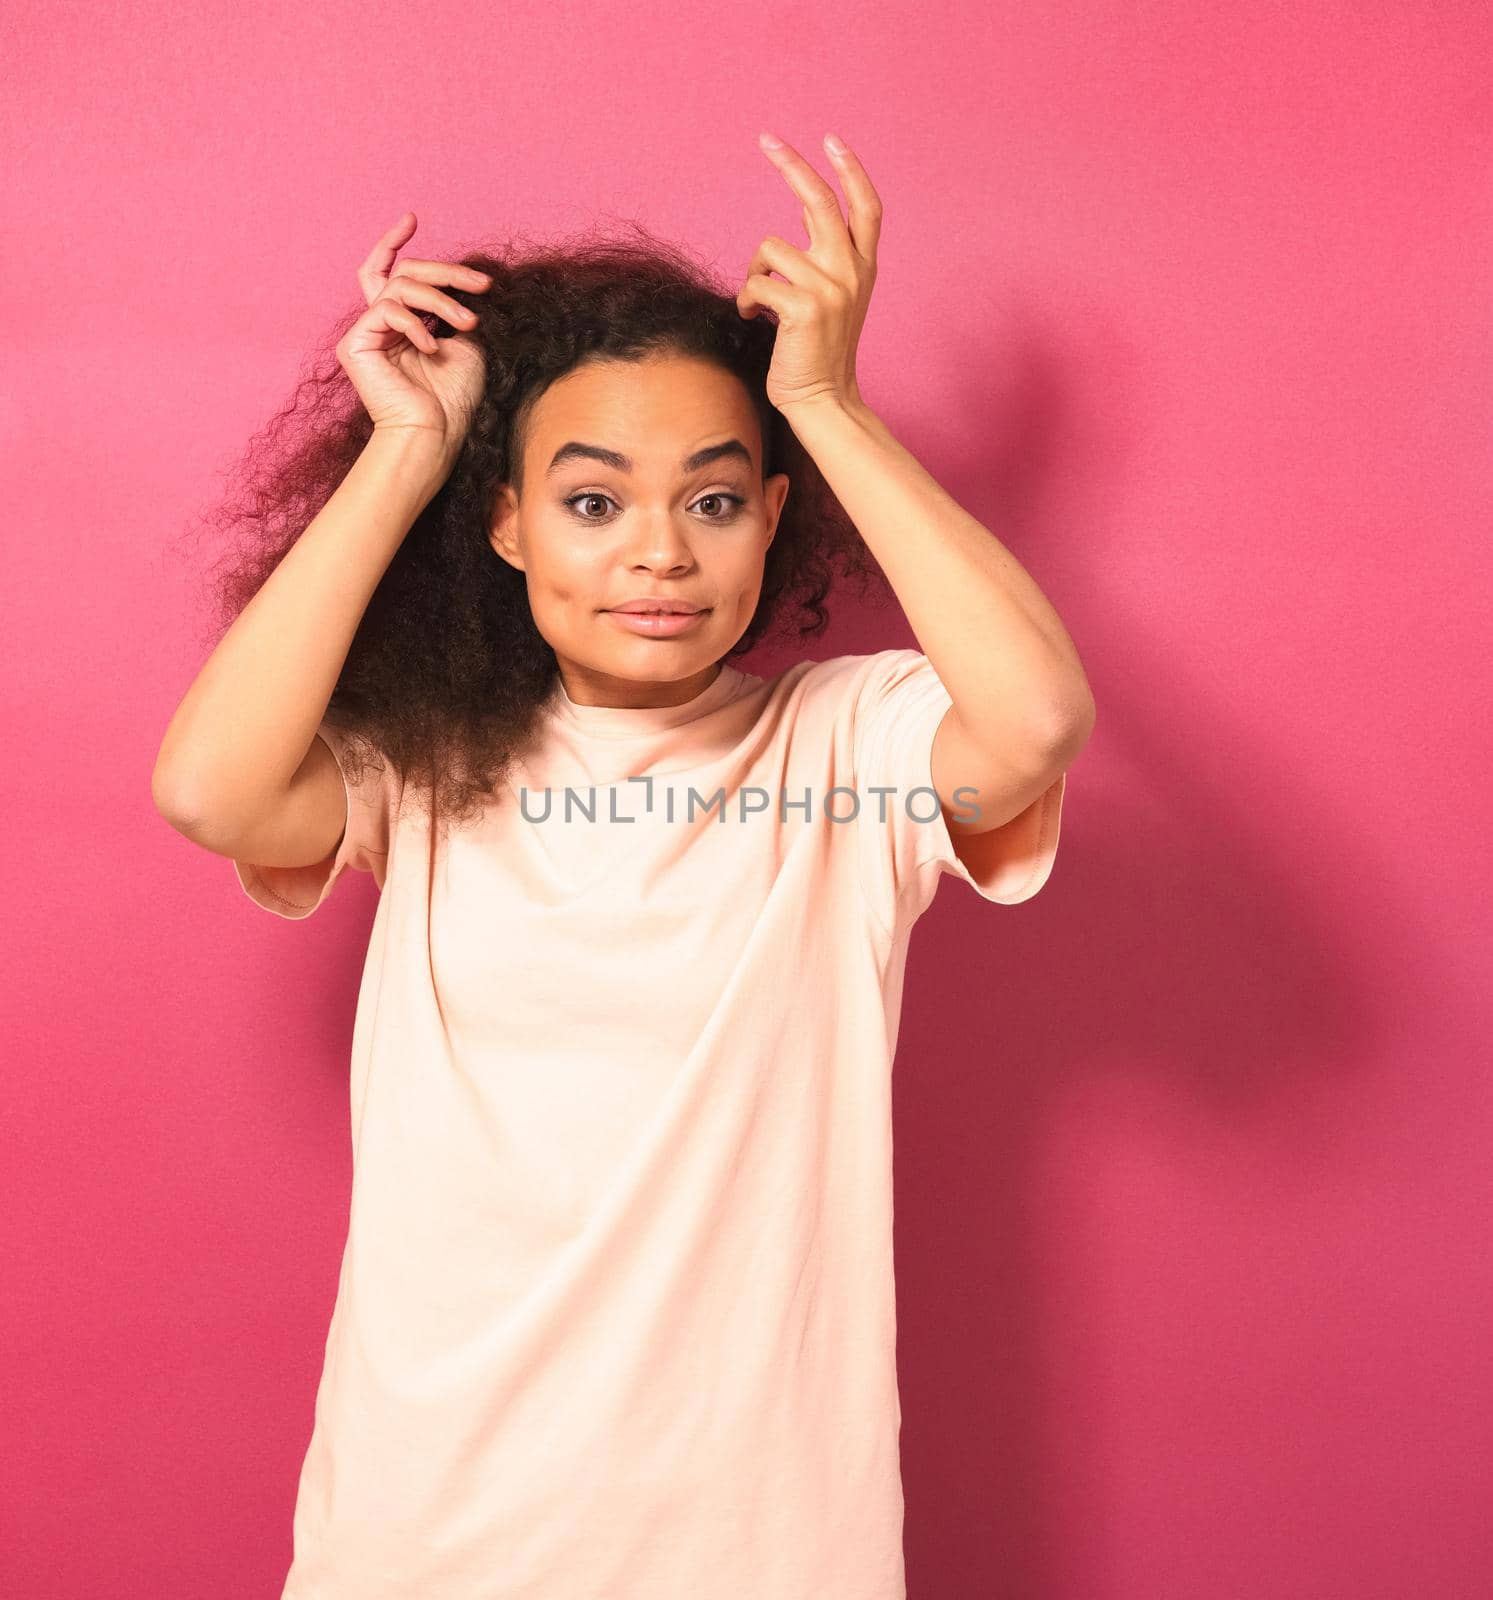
top-left (153, 212), bottom-right (492, 868)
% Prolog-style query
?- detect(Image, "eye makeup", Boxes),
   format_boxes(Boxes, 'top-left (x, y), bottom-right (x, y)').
top-left (561, 489), bottom-right (748, 523)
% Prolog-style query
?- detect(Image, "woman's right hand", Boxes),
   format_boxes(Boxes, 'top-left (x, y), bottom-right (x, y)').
top-left (336, 211), bottom-right (493, 462)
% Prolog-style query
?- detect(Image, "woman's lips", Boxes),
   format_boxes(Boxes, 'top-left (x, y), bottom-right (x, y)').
top-left (603, 608), bottom-right (710, 637)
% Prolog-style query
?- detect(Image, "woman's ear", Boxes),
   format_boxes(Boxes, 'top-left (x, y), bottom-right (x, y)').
top-left (764, 472), bottom-right (791, 545)
top-left (488, 483), bottom-right (523, 570)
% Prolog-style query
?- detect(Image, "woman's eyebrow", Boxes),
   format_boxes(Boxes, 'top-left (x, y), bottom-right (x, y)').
top-left (545, 439), bottom-right (754, 476)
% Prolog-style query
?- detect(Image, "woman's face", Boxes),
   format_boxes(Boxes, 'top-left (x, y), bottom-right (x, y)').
top-left (489, 353), bottom-right (791, 708)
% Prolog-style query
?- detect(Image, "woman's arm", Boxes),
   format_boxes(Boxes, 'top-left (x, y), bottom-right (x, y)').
top-left (784, 394), bottom-right (1094, 739)
top-left (739, 133), bottom-right (1093, 805)
top-left (781, 393), bottom-right (1095, 833)
top-left (151, 427), bottom-right (447, 840)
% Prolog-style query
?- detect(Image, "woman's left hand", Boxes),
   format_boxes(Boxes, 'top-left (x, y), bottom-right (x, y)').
top-left (737, 132), bottom-right (882, 416)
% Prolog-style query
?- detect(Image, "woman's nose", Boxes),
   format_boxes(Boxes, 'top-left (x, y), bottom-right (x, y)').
top-left (623, 516), bottom-right (696, 570)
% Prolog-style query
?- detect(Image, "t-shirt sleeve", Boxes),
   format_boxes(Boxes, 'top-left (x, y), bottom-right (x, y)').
top-left (849, 649), bottom-right (1067, 932)
top-left (232, 722), bottom-right (400, 921)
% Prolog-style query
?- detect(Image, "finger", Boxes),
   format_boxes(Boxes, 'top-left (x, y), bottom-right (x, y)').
top-left (736, 271), bottom-right (803, 322)
top-left (389, 258), bottom-right (493, 294)
top-left (384, 276), bottom-right (482, 330)
top-left (819, 135), bottom-right (883, 266)
top-left (376, 299), bottom-right (441, 354)
top-left (356, 210), bottom-right (418, 305)
top-left (755, 133), bottom-right (855, 265)
top-left (744, 235), bottom-right (838, 297)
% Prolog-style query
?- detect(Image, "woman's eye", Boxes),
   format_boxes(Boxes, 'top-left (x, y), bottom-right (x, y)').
top-left (694, 492), bottom-right (746, 520)
top-left (566, 492), bottom-right (614, 520)
top-left (563, 491), bottom-right (747, 523)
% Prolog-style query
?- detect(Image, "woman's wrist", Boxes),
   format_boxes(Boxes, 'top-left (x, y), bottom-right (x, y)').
top-left (365, 422), bottom-right (462, 499)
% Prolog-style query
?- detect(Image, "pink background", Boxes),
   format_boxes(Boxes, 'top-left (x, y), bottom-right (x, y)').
top-left (5, 2), bottom-right (1490, 1595)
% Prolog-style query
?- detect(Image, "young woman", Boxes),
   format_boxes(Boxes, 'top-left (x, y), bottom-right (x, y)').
top-left (155, 135), bottom-right (1092, 1599)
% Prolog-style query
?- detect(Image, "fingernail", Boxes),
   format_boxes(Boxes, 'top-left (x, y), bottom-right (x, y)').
top-left (824, 133), bottom-right (847, 155)
top-left (759, 130), bottom-right (783, 149)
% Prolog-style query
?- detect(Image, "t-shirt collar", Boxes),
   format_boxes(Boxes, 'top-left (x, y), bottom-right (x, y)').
top-left (546, 661), bottom-right (744, 740)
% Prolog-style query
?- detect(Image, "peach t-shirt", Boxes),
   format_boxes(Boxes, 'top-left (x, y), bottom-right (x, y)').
top-left (234, 647), bottom-right (1066, 1599)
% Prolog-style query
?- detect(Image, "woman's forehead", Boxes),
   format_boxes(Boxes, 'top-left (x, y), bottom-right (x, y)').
top-left (531, 363), bottom-right (760, 473)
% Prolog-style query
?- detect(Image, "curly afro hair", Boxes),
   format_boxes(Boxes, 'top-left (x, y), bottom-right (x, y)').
top-left (181, 217), bottom-right (890, 832)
